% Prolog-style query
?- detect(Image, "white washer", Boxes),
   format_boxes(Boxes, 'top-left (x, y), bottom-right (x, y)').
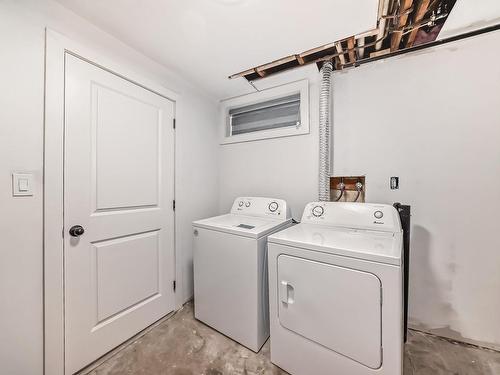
top-left (268, 202), bottom-right (403, 375)
top-left (193, 197), bottom-right (292, 352)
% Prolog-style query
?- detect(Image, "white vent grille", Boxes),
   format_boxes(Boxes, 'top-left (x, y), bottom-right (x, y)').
top-left (229, 93), bottom-right (300, 136)
top-left (220, 79), bottom-right (309, 144)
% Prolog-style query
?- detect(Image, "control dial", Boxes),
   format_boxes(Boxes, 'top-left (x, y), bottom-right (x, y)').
top-left (374, 210), bottom-right (384, 219)
top-left (245, 201), bottom-right (251, 207)
top-left (238, 201), bottom-right (244, 207)
top-left (268, 201), bottom-right (279, 212)
top-left (312, 205), bottom-right (324, 217)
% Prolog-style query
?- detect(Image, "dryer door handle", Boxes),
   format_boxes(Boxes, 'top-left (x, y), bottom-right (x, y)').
top-left (279, 280), bottom-right (295, 305)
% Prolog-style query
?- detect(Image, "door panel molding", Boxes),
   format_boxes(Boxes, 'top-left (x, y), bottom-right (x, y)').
top-left (44, 29), bottom-right (179, 375)
top-left (92, 230), bottom-right (161, 324)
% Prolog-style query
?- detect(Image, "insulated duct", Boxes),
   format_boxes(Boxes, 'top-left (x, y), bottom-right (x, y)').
top-left (318, 61), bottom-right (333, 201)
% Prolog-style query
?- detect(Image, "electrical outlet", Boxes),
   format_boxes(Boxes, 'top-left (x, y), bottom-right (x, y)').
top-left (390, 177), bottom-right (399, 190)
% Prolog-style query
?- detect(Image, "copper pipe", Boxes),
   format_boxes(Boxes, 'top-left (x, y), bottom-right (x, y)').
top-left (229, 1), bottom-right (451, 80)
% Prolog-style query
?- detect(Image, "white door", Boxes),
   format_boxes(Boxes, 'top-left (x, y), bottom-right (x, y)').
top-left (277, 255), bottom-right (382, 369)
top-left (64, 53), bottom-right (175, 374)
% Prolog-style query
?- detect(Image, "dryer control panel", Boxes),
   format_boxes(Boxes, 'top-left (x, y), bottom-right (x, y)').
top-left (231, 197), bottom-right (291, 220)
top-left (302, 202), bottom-right (401, 233)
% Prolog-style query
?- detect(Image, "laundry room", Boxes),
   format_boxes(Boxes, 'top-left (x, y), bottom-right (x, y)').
top-left (1, 1), bottom-right (500, 374)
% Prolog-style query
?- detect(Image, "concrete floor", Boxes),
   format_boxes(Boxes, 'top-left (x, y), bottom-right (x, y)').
top-left (84, 302), bottom-right (500, 375)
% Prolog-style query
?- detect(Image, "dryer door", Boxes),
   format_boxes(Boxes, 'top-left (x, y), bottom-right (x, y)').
top-left (277, 255), bottom-right (382, 369)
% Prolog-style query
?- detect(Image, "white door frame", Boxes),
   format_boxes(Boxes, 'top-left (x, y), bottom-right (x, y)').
top-left (44, 29), bottom-right (180, 375)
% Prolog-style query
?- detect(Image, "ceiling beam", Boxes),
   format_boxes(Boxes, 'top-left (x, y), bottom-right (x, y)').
top-left (228, 0), bottom-right (459, 81)
top-left (375, 0), bottom-right (392, 50)
top-left (335, 42), bottom-right (346, 65)
top-left (406, 0), bottom-right (431, 47)
top-left (391, 0), bottom-right (414, 51)
top-left (347, 37), bottom-right (356, 62)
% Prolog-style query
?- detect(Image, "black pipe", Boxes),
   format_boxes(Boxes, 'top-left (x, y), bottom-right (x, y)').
top-left (343, 23), bottom-right (500, 70)
top-left (394, 202), bottom-right (411, 343)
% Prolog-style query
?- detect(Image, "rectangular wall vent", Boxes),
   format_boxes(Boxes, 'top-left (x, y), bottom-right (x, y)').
top-left (220, 79), bottom-right (309, 145)
top-left (229, 93), bottom-right (300, 136)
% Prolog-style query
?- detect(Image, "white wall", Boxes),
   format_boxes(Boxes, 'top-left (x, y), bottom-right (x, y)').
top-left (218, 31), bottom-right (500, 349)
top-left (333, 30), bottom-right (500, 349)
top-left (175, 93), bottom-right (219, 303)
top-left (0, 1), bottom-right (218, 373)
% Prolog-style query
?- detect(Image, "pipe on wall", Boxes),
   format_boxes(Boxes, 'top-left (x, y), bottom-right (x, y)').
top-left (318, 61), bottom-right (333, 201)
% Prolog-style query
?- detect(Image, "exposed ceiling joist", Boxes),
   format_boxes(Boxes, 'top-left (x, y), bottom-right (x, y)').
top-left (230, 0), bottom-right (457, 82)
top-left (335, 42), bottom-right (346, 65)
top-left (347, 37), bottom-right (357, 62)
top-left (407, 0), bottom-right (432, 46)
top-left (391, 0), bottom-right (414, 51)
top-left (376, 0), bottom-right (392, 50)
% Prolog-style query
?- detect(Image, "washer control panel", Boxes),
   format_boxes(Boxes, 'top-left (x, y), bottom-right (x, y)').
top-left (302, 202), bottom-right (401, 232)
top-left (268, 201), bottom-right (279, 212)
top-left (231, 197), bottom-right (291, 219)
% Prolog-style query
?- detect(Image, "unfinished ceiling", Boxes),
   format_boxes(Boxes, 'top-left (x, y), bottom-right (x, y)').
top-left (230, 0), bottom-right (500, 82)
top-left (230, 0), bottom-right (459, 81)
top-left (54, 0), bottom-right (500, 98)
top-left (54, 0), bottom-right (379, 98)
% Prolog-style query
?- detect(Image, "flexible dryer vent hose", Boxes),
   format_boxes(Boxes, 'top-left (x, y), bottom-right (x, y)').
top-left (318, 61), bottom-right (333, 201)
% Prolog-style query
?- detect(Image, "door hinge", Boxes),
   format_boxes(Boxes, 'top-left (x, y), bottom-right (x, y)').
top-left (173, 118), bottom-right (176, 129)
top-left (173, 280), bottom-right (176, 292)
top-left (172, 200), bottom-right (176, 211)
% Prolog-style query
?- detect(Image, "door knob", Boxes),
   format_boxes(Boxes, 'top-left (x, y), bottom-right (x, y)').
top-left (69, 225), bottom-right (85, 237)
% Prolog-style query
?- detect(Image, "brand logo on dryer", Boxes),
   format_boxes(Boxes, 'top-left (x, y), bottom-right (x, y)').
top-left (373, 210), bottom-right (384, 224)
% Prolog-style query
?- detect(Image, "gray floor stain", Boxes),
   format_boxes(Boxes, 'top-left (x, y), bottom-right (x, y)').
top-left (84, 302), bottom-right (500, 375)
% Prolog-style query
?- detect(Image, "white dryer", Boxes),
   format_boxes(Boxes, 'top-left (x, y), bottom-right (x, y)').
top-left (268, 202), bottom-right (403, 375)
top-left (193, 197), bottom-right (292, 352)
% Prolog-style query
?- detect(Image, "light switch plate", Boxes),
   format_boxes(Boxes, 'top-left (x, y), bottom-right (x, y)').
top-left (12, 173), bottom-right (34, 196)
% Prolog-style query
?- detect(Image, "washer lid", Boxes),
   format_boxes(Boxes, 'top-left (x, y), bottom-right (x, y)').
top-left (268, 223), bottom-right (402, 265)
top-left (193, 213), bottom-right (291, 239)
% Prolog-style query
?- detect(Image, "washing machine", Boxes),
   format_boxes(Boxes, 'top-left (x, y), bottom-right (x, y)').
top-left (268, 202), bottom-right (403, 375)
top-left (193, 197), bottom-right (292, 352)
